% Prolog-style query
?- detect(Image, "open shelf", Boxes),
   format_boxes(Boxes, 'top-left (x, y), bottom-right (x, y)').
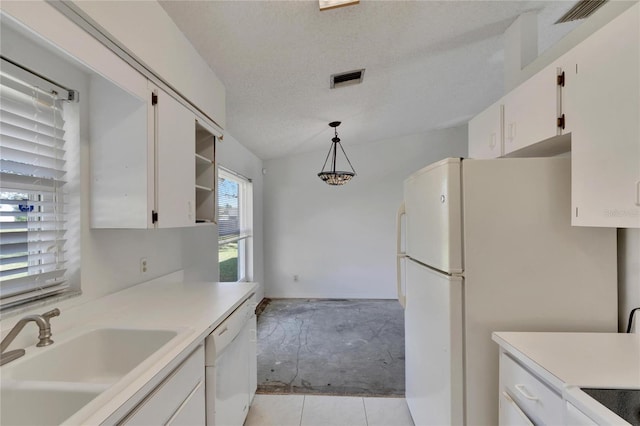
top-left (194, 120), bottom-right (216, 224)
top-left (195, 153), bottom-right (212, 165)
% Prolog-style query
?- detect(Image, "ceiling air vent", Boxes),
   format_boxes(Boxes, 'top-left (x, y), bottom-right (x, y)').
top-left (555, 0), bottom-right (608, 24)
top-left (330, 69), bottom-right (365, 89)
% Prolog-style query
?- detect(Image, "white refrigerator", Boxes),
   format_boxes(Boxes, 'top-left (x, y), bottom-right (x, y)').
top-left (396, 157), bottom-right (618, 426)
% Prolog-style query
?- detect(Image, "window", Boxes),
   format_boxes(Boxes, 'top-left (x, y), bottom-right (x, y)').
top-left (0, 58), bottom-right (74, 309)
top-left (217, 167), bottom-right (252, 282)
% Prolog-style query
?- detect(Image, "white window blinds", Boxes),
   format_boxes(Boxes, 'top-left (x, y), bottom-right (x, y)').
top-left (0, 59), bottom-right (69, 309)
top-left (217, 167), bottom-right (252, 243)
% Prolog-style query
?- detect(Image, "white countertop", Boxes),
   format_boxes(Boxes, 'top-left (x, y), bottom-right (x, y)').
top-left (493, 331), bottom-right (640, 424)
top-left (493, 332), bottom-right (640, 388)
top-left (1, 273), bottom-right (257, 425)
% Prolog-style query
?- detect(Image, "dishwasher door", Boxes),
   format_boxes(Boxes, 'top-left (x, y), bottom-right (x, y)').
top-left (204, 296), bottom-right (254, 426)
top-left (208, 328), bottom-right (250, 426)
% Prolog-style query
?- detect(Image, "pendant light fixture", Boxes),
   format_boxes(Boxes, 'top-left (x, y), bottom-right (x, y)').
top-left (318, 121), bottom-right (356, 185)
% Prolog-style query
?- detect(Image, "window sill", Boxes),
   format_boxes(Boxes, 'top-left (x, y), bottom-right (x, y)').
top-left (0, 290), bottom-right (82, 319)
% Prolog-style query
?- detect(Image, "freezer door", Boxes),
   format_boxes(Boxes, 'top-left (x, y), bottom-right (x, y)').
top-left (404, 158), bottom-right (462, 273)
top-left (405, 259), bottom-right (463, 426)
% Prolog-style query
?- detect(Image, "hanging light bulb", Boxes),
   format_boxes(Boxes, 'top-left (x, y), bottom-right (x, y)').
top-left (317, 121), bottom-right (356, 185)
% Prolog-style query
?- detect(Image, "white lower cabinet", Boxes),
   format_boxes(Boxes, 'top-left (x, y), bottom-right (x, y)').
top-left (500, 391), bottom-right (534, 426)
top-left (498, 352), bottom-right (563, 426)
top-left (166, 381), bottom-right (206, 425)
top-left (120, 345), bottom-right (205, 425)
top-left (565, 402), bottom-right (598, 425)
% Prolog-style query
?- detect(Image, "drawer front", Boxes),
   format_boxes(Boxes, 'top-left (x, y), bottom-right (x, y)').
top-left (166, 380), bottom-right (205, 425)
top-left (500, 353), bottom-right (563, 425)
top-left (121, 345), bottom-right (205, 425)
top-left (500, 391), bottom-right (534, 426)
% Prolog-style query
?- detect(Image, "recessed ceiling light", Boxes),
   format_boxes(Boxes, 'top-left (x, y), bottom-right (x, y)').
top-left (319, 0), bottom-right (359, 11)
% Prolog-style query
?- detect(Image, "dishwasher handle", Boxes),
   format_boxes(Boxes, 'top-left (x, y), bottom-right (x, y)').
top-left (204, 298), bottom-right (253, 365)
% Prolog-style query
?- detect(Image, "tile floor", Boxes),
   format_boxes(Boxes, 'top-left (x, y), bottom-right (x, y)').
top-left (244, 394), bottom-right (414, 426)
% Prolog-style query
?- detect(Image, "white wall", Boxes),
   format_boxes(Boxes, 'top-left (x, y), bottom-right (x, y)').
top-left (263, 126), bottom-right (468, 299)
top-left (619, 229), bottom-right (640, 333)
top-left (216, 134), bottom-right (265, 302)
top-left (69, 0), bottom-right (226, 128)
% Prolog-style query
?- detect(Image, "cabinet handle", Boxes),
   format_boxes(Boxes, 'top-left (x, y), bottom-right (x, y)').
top-left (636, 180), bottom-right (640, 206)
top-left (489, 133), bottom-right (497, 149)
top-left (396, 202), bottom-right (407, 309)
top-left (217, 326), bottom-right (228, 336)
top-left (515, 384), bottom-right (539, 401)
top-left (507, 123), bottom-right (516, 142)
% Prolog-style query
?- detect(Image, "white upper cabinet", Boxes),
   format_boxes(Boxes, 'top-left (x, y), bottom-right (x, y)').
top-left (564, 3), bottom-right (640, 228)
top-left (468, 3), bottom-right (640, 227)
top-left (153, 85), bottom-right (196, 228)
top-left (92, 84), bottom-right (214, 229)
top-left (503, 63), bottom-right (564, 156)
top-left (468, 62), bottom-right (565, 159)
top-left (1, 1), bottom-right (222, 229)
top-left (468, 100), bottom-right (503, 159)
top-left (90, 74), bottom-right (152, 229)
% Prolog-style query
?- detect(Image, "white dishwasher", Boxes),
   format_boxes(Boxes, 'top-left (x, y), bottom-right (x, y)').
top-left (205, 294), bottom-right (257, 426)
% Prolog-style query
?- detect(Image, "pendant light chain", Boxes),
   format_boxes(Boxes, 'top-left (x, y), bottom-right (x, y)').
top-left (337, 141), bottom-right (356, 175)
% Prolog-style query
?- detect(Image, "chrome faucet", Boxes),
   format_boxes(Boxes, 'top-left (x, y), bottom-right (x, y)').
top-left (0, 308), bottom-right (60, 366)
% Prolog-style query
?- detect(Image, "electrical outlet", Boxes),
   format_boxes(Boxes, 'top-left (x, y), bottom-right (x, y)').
top-left (293, 274), bottom-right (299, 282)
top-left (140, 258), bottom-right (148, 273)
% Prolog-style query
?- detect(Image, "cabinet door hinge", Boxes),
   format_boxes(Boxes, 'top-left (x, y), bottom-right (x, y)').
top-left (151, 92), bottom-right (158, 105)
top-left (557, 114), bottom-right (565, 130)
top-left (557, 71), bottom-right (565, 87)
top-left (152, 210), bottom-right (158, 223)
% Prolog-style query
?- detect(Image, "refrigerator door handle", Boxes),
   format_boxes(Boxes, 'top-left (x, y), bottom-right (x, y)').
top-left (397, 202), bottom-right (407, 308)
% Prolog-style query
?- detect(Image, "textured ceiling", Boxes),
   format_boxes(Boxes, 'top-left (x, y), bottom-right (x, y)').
top-left (159, 1), bottom-right (580, 160)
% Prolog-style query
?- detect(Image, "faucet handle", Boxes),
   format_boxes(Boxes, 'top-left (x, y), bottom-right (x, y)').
top-left (42, 308), bottom-right (60, 321)
top-left (36, 308), bottom-right (60, 347)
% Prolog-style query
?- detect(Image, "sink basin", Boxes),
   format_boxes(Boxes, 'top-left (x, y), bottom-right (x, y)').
top-left (0, 385), bottom-right (100, 426)
top-left (9, 328), bottom-right (178, 384)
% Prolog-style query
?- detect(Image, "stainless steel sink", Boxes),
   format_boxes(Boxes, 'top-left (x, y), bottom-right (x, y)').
top-left (581, 388), bottom-right (640, 426)
top-left (9, 328), bottom-right (178, 384)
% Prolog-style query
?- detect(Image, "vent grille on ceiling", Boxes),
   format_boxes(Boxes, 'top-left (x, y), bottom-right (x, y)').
top-left (330, 69), bottom-right (365, 89)
top-left (555, 0), bottom-right (608, 24)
